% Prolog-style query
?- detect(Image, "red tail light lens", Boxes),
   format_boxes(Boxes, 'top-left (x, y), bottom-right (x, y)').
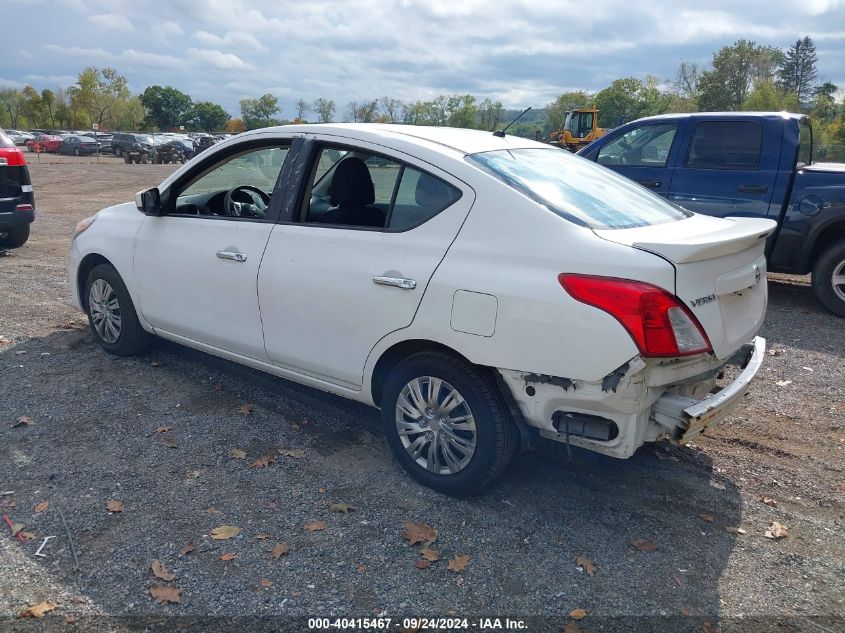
top-left (0, 147), bottom-right (26, 167)
top-left (558, 274), bottom-right (712, 357)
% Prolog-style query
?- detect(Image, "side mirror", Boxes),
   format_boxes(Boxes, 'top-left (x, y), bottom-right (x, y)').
top-left (135, 188), bottom-right (162, 215)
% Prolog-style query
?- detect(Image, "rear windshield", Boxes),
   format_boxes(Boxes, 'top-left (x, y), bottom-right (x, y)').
top-left (468, 148), bottom-right (691, 230)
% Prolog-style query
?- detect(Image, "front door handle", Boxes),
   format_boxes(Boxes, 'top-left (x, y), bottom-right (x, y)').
top-left (373, 276), bottom-right (416, 290)
top-left (637, 179), bottom-right (662, 189)
top-left (216, 250), bottom-right (247, 262)
top-left (737, 184), bottom-right (768, 194)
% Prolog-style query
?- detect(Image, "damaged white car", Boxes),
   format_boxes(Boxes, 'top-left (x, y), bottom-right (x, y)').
top-left (68, 124), bottom-right (772, 495)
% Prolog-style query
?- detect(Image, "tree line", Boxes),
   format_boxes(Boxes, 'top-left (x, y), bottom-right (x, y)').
top-left (0, 36), bottom-right (842, 157)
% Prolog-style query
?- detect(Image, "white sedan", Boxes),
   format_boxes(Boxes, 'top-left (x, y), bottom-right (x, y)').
top-left (69, 124), bottom-right (773, 495)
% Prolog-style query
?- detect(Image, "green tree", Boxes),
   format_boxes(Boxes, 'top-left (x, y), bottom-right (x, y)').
top-left (778, 36), bottom-right (817, 103)
top-left (546, 91), bottom-right (592, 132)
top-left (446, 94), bottom-right (477, 128)
top-left (184, 101), bottom-right (230, 131)
top-left (21, 86), bottom-right (44, 128)
top-left (0, 88), bottom-right (25, 128)
top-left (295, 99), bottom-right (309, 122)
top-left (69, 67), bottom-right (130, 129)
top-left (312, 97), bottom-right (335, 123)
top-left (741, 79), bottom-right (798, 111)
top-left (478, 98), bottom-right (505, 131)
top-left (594, 77), bottom-right (669, 127)
top-left (40, 89), bottom-right (56, 128)
top-left (140, 85), bottom-right (193, 131)
top-left (347, 99), bottom-right (378, 123)
top-left (240, 93), bottom-right (280, 129)
top-left (698, 40), bottom-right (783, 111)
top-left (379, 97), bottom-right (403, 123)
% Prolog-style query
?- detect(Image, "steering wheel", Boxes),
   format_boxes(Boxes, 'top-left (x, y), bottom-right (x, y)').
top-left (223, 185), bottom-right (270, 218)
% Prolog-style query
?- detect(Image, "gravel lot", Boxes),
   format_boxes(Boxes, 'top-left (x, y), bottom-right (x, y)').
top-left (1, 156), bottom-right (843, 632)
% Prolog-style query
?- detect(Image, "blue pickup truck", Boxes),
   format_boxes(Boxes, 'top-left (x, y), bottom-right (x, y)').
top-left (578, 112), bottom-right (845, 316)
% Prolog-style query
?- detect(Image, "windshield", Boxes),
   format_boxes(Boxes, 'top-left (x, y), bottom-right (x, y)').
top-left (136, 135), bottom-right (152, 143)
top-left (469, 148), bottom-right (691, 230)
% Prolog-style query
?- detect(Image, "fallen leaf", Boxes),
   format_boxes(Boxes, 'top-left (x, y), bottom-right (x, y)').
top-left (134, 389), bottom-right (144, 396)
top-left (270, 542), bottom-right (289, 559)
top-left (180, 542), bottom-right (195, 556)
top-left (574, 555), bottom-right (596, 576)
top-left (702, 621), bottom-right (718, 633)
top-left (401, 520), bottom-right (437, 545)
top-left (569, 608), bottom-right (587, 620)
top-left (724, 526), bottom-right (747, 535)
top-left (259, 578), bottom-right (272, 587)
top-left (304, 520), bottom-right (327, 532)
top-left (219, 552), bottom-right (236, 561)
top-left (0, 336), bottom-right (11, 345)
top-left (318, 488), bottom-right (327, 494)
top-left (672, 573), bottom-right (685, 587)
top-left (764, 521), bottom-right (788, 540)
top-left (414, 559), bottom-right (432, 570)
top-left (255, 533), bottom-right (272, 540)
top-left (775, 380), bottom-right (792, 387)
top-left (420, 548), bottom-right (440, 562)
top-left (447, 554), bottom-right (470, 572)
top-left (213, 383), bottom-right (223, 392)
top-left (329, 502), bottom-right (355, 513)
top-left (8, 520), bottom-right (25, 536)
top-left (13, 416), bottom-right (35, 428)
top-left (34, 501), bottom-right (49, 513)
top-left (238, 403), bottom-right (254, 415)
top-left (278, 448), bottom-right (305, 458)
top-left (250, 453), bottom-right (276, 469)
top-left (149, 585), bottom-right (181, 605)
top-left (151, 560), bottom-right (175, 581)
top-left (229, 448), bottom-right (247, 460)
top-left (150, 361), bottom-right (162, 367)
top-left (681, 607), bottom-right (690, 617)
top-left (153, 425), bottom-right (172, 434)
top-left (65, 615), bottom-right (77, 624)
top-left (19, 530), bottom-right (36, 540)
top-left (210, 525), bottom-right (241, 540)
top-left (267, 500), bottom-right (278, 509)
top-left (106, 499), bottom-right (124, 513)
top-left (563, 623), bottom-right (582, 633)
top-left (19, 602), bottom-right (57, 619)
top-left (760, 496), bottom-right (777, 507)
top-left (161, 434), bottom-right (178, 449)
top-left (699, 513), bottom-right (716, 523)
top-left (357, 563), bottom-right (366, 573)
top-left (630, 539), bottom-right (657, 552)
top-left (767, 348), bottom-right (784, 356)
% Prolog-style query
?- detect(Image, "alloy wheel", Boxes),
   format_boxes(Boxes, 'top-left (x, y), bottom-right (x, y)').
top-left (395, 376), bottom-right (477, 475)
top-left (832, 258), bottom-right (845, 303)
top-left (88, 279), bottom-right (122, 344)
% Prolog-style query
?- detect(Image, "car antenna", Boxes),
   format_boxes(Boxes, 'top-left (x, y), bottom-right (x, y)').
top-left (493, 107), bottom-right (532, 138)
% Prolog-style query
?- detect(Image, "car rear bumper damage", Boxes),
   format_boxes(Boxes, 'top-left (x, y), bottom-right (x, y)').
top-left (498, 336), bottom-right (765, 459)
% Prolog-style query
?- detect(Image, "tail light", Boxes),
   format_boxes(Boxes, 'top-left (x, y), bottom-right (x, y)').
top-left (0, 147), bottom-right (26, 167)
top-left (559, 274), bottom-right (712, 357)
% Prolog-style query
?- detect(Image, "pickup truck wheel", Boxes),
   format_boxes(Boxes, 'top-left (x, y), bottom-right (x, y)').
top-left (381, 351), bottom-right (518, 496)
top-left (0, 224), bottom-right (30, 248)
top-left (812, 241), bottom-right (845, 317)
top-left (84, 264), bottom-right (153, 356)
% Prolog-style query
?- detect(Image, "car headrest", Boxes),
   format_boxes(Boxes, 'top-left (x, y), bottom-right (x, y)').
top-left (329, 158), bottom-right (375, 206)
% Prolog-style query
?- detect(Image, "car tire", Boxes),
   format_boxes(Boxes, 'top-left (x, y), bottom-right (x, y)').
top-left (115, 147), bottom-right (122, 157)
top-left (74, 148), bottom-right (80, 156)
top-left (381, 350), bottom-right (518, 496)
top-left (84, 264), bottom-right (153, 356)
top-left (812, 241), bottom-right (845, 317)
top-left (0, 224), bottom-right (30, 248)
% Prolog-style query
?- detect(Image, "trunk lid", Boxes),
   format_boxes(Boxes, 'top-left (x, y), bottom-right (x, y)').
top-left (594, 214), bottom-right (776, 360)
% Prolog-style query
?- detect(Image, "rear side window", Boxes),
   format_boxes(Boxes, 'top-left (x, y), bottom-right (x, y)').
top-left (388, 167), bottom-right (461, 230)
top-left (685, 121), bottom-right (762, 170)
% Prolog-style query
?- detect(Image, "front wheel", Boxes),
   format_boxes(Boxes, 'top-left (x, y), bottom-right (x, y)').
top-left (381, 351), bottom-right (518, 495)
top-left (84, 264), bottom-right (153, 356)
top-left (812, 241), bottom-right (845, 317)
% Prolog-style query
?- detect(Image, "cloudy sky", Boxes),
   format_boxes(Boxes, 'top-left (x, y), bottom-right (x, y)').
top-left (2, 0), bottom-right (844, 118)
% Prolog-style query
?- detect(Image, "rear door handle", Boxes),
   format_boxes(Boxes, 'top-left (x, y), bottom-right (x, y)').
top-left (737, 184), bottom-right (768, 193)
top-left (637, 179), bottom-right (661, 189)
top-left (216, 250), bottom-right (247, 262)
top-left (373, 276), bottom-right (416, 290)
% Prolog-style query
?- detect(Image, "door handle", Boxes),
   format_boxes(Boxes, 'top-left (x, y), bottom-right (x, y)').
top-left (637, 179), bottom-right (661, 189)
top-left (373, 276), bottom-right (416, 290)
top-left (737, 184), bottom-right (768, 193)
top-left (216, 250), bottom-right (247, 262)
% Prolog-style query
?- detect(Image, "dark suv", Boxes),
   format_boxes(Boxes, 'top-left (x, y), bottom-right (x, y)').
top-left (0, 130), bottom-right (35, 248)
top-left (112, 132), bottom-right (155, 159)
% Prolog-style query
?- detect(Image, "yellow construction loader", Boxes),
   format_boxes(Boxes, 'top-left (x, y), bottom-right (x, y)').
top-left (548, 106), bottom-right (607, 152)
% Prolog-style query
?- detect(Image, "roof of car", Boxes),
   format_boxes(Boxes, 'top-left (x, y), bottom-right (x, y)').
top-left (245, 123), bottom-right (549, 155)
top-left (631, 111), bottom-right (807, 123)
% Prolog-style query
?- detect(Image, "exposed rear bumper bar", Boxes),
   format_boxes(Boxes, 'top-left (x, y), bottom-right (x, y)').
top-left (652, 336), bottom-right (765, 444)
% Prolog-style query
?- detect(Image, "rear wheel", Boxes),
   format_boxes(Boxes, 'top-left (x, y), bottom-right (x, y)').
top-left (812, 241), bottom-right (845, 317)
top-left (84, 264), bottom-right (153, 356)
top-left (0, 224), bottom-right (30, 248)
top-left (381, 351), bottom-right (518, 495)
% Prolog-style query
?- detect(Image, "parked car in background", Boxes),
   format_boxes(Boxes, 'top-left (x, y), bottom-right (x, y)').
top-left (159, 137), bottom-right (194, 161)
top-left (59, 135), bottom-right (101, 156)
top-left (2, 130), bottom-right (34, 145)
top-left (112, 132), bottom-right (154, 158)
top-left (94, 133), bottom-right (114, 154)
top-left (69, 124), bottom-right (771, 494)
top-left (579, 112), bottom-right (845, 316)
top-left (26, 133), bottom-right (63, 153)
top-left (0, 130), bottom-right (35, 248)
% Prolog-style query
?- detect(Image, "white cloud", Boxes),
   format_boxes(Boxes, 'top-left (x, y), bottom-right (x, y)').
top-left (186, 48), bottom-right (250, 70)
top-left (192, 30), bottom-right (267, 52)
top-left (88, 13), bottom-right (133, 32)
top-left (120, 49), bottom-right (183, 69)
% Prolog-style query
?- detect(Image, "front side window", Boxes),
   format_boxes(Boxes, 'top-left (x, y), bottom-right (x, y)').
top-left (302, 146), bottom-right (461, 230)
top-left (173, 145), bottom-right (289, 219)
top-left (685, 121), bottom-right (762, 170)
top-left (598, 123), bottom-right (678, 167)
top-left (469, 148), bottom-right (691, 230)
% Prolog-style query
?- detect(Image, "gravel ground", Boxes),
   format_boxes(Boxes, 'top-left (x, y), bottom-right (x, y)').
top-left (1, 157), bottom-right (843, 632)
